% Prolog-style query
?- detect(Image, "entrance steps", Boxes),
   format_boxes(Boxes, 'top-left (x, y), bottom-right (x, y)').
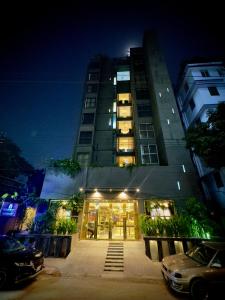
top-left (104, 242), bottom-right (124, 272)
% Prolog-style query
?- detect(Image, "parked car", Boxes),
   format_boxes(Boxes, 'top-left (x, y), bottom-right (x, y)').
top-left (161, 241), bottom-right (225, 299)
top-left (0, 235), bottom-right (44, 289)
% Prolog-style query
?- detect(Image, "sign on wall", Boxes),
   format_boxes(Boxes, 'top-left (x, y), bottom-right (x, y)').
top-left (0, 202), bottom-right (19, 217)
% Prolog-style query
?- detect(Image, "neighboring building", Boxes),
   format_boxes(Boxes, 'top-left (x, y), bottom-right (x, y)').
top-left (41, 31), bottom-right (201, 240)
top-left (176, 60), bottom-right (225, 216)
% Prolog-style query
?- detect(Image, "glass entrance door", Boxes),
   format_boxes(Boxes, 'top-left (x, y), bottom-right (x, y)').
top-left (83, 201), bottom-right (138, 240)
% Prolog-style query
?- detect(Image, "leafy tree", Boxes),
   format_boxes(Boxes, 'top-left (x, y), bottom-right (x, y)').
top-left (0, 134), bottom-right (34, 178)
top-left (185, 102), bottom-right (225, 169)
top-left (48, 158), bottom-right (81, 177)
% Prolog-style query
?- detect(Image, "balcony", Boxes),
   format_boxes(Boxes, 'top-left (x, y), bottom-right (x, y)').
top-left (116, 149), bottom-right (135, 156)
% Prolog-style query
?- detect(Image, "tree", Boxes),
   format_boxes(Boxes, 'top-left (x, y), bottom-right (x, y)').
top-left (185, 102), bottom-right (225, 169)
top-left (0, 134), bottom-right (34, 178)
top-left (48, 158), bottom-right (81, 177)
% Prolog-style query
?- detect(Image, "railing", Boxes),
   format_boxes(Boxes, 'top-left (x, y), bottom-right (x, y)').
top-left (15, 233), bottom-right (72, 258)
top-left (143, 236), bottom-right (212, 262)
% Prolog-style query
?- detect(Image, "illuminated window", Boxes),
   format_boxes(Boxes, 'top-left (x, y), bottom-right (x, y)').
top-left (113, 102), bottom-right (117, 112)
top-left (117, 156), bottom-right (135, 166)
top-left (117, 93), bottom-right (131, 102)
top-left (141, 144), bottom-right (159, 164)
top-left (118, 137), bottom-right (134, 152)
top-left (117, 106), bottom-right (132, 118)
top-left (112, 114), bottom-right (116, 129)
top-left (144, 200), bottom-right (174, 219)
top-left (117, 71), bottom-right (130, 81)
top-left (139, 123), bottom-right (154, 139)
top-left (118, 121), bottom-right (132, 134)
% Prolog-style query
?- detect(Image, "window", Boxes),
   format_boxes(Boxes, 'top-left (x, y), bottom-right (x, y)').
top-left (82, 113), bottom-right (95, 124)
top-left (85, 97), bottom-right (96, 108)
top-left (117, 106), bottom-right (132, 118)
top-left (117, 71), bottom-right (130, 81)
top-left (139, 123), bottom-right (154, 139)
top-left (117, 156), bottom-right (135, 167)
top-left (200, 70), bottom-right (210, 77)
top-left (88, 72), bottom-right (99, 81)
top-left (141, 144), bottom-right (159, 164)
top-left (117, 93), bottom-right (131, 102)
top-left (144, 201), bottom-right (173, 219)
top-left (184, 82), bottom-right (189, 93)
top-left (214, 172), bottom-right (224, 188)
top-left (189, 98), bottom-right (195, 111)
top-left (137, 104), bottom-right (152, 117)
top-left (79, 131), bottom-right (92, 144)
top-left (136, 89), bottom-right (150, 99)
top-left (208, 86), bottom-right (219, 96)
top-left (87, 84), bottom-right (98, 93)
top-left (77, 153), bottom-right (89, 167)
top-left (117, 137), bottom-right (134, 152)
top-left (117, 120), bottom-right (132, 134)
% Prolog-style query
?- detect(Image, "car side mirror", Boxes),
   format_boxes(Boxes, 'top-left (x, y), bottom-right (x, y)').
top-left (211, 262), bottom-right (222, 268)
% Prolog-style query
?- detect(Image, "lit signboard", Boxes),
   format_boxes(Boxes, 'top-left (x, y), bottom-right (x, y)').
top-left (0, 202), bottom-right (19, 217)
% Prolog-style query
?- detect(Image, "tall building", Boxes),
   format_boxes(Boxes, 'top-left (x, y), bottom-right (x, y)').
top-left (41, 32), bottom-right (200, 240)
top-left (176, 61), bottom-right (225, 216)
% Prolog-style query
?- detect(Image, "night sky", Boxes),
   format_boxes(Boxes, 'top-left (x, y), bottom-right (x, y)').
top-left (0, 1), bottom-right (224, 169)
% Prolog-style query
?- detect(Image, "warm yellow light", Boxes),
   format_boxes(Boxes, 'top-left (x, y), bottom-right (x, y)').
top-left (79, 187), bottom-right (83, 192)
top-left (117, 137), bottom-right (134, 151)
top-left (117, 156), bottom-right (135, 166)
top-left (118, 192), bottom-right (128, 199)
top-left (136, 188), bottom-right (140, 192)
top-left (124, 189), bottom-right (128, 192)
top-left (62, 201), bottom-right (67, 206)
top-left (117, 106), bottom-right (132, 118)
top-left (117, 120), bottom-right (132, 134)
top-left (94, 188), bottom-right (98, 192)
top-left (117, 93), bottom-right (131, 101)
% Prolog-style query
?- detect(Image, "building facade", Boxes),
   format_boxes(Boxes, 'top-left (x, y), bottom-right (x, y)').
top-left (176, 61), bottom-right (225, 216)
top-left (41, 32), bottom-right (200, 240)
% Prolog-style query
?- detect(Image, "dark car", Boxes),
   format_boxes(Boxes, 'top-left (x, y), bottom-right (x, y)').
top-left (161, 241), bottom-right (225, 299)
top-left (0, 235), bottom-right (44, 289)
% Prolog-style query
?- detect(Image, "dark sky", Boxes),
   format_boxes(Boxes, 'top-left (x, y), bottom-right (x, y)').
top-left (0, 1), bottom-right (224, 168)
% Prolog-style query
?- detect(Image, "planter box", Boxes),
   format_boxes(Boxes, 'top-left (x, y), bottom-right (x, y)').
top-left (15, 233), bottom-right (72, 258)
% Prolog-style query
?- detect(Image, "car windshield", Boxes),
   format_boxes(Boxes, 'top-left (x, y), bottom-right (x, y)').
top-left (186, 244), bottom-right (217, 265)
top-left (0, 237), bottom-right (24, 253)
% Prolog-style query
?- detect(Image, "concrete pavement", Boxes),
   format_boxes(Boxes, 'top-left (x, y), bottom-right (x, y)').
top-left (44, 234), bottom-right (162, 280)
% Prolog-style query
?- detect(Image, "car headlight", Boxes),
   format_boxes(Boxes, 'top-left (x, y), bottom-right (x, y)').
top-left (174, 272), bottom-right (182, 278)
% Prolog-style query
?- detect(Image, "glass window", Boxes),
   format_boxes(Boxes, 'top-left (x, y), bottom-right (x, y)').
top-left (136, 89), bottom-right (149, 99)
top-left (88, 72), bottom-right (99, 81)
top-left (200, 70), bottom-right (210, 77)
top-left (85, 97), bottom-right (96, 108)
top-left (189, 98), bottom-right (195, 111)
top-left (87, 84), bottom-right (98, 93)
top-left (184, 82), bottom-right (189, 93)
top-left (82, 113), bottom-right (95, 124)
top-left (79, 131), bottom-right (92, 144)
top-left (117, 156), bottom-right (135, 166)
top-left (208, 86), bottom-right (219, 96)
top-left (141, 144), bottom-right (159, 165)
top-left (137, 104), bottom-right (152, 117)
top-left (117, 106), bottom-right (132, 118)
top-left (117, 71), bottom-right (130, 81)
top-left (118, 120), bottom-right (132, 134)
top-left (117, 93), bottom-right (131, 102)
top-left (117, 137), bottom-right (134, 152)
top-left (139, 123), bottom-right (154, 139)
top-left (144, 200), bottom-right (174, 219)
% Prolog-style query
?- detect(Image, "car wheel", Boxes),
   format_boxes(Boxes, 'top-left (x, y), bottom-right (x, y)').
top-left (0, 269), bottom-right (7, 289)
top-left (190, 278), bottom-right (209, 300)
